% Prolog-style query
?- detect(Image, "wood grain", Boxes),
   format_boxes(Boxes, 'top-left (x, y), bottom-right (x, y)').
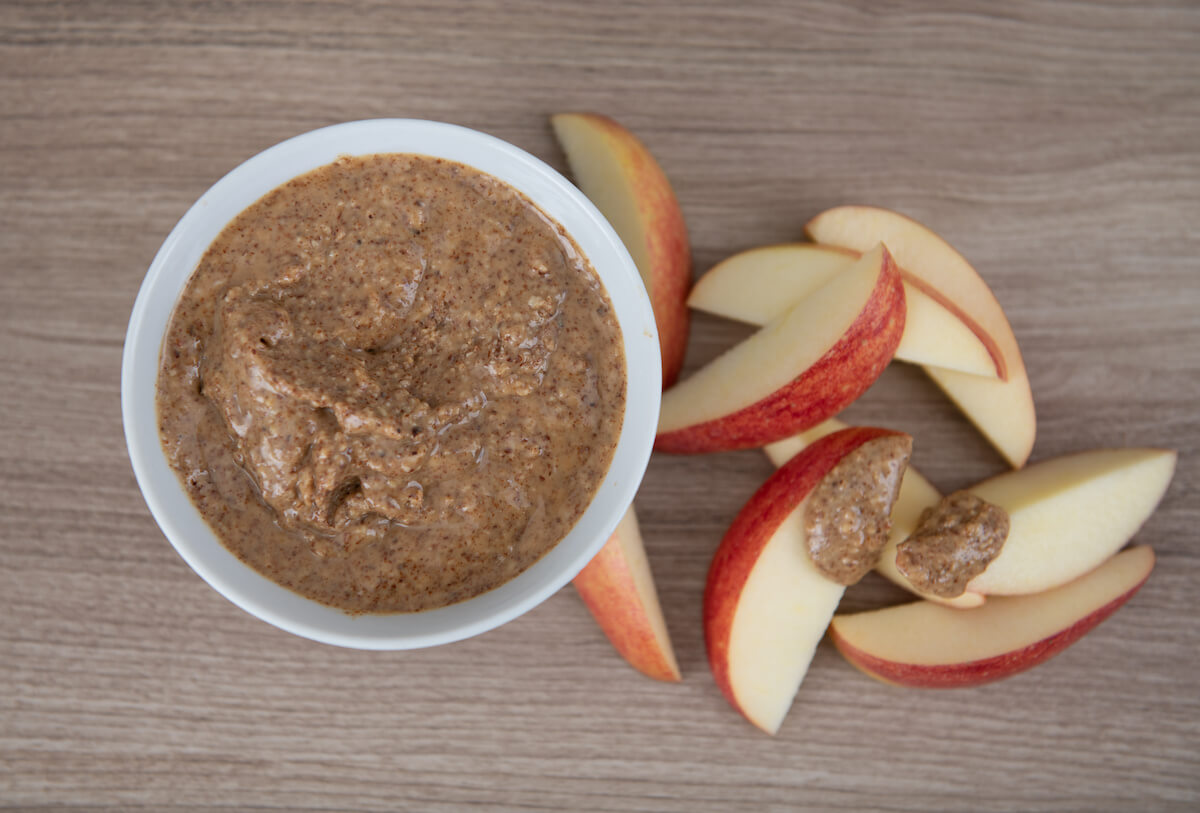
top-left (2, 1), bottom-right (1198, 809)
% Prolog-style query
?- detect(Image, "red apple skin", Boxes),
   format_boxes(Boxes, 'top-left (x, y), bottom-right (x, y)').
top-left (830, 570), bottom-right (1153, 689)
top-left (655, 249), bottom-right (905, 454)
top-left (574, 531), bottom-right (682, 683)
top-left (705, 427), bottom-right (908, 711)
top-left (639, 179), bottom-right (692, 390)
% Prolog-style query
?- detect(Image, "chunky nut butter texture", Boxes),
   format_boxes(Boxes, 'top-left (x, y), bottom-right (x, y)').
top-left (157, 154), bottom-right (626, 613)
top-left (804, 434), bottom-right (913, 585)
top-left (895, 491), bottom-right (1010, 598)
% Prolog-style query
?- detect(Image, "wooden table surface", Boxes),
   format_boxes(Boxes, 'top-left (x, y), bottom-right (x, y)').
top-left (3, 1), bottom-right (1198, 810)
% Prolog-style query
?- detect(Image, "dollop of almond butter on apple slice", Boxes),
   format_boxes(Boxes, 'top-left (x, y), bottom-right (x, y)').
top-left (894, 491), bottom-right (1009, 599)
top-left (804, 433), bottom-right (913, 585)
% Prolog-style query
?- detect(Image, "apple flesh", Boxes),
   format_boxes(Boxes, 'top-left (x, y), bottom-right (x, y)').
top-left (573, 506), bottom-right (681, 682)
top-left (687, 243), bottom-right (856, 325)
top-left (806, 206), bottom-right (1035, 467)
top-left (924, 365), bottom-right (1037, 470)
top-left (962, 448), bottom-right (1177, 596)
top-left (689, 243), bottom-right (998, 378)
top-left (551, 113), bottom-right (692, 387)
top-left (656, 244), bottom-right (905, 453)
top-left (705, 426), bottom-right (908, 734)
top-left (830, 546), bottom-right (1155, 688)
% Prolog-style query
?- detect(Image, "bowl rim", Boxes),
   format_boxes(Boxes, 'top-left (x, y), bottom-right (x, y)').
top-left (121, 118), bottom-right (661, 649)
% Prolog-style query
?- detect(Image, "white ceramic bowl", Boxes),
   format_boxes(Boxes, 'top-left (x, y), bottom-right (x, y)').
top-left (122, 119), bottom-right (661, 649)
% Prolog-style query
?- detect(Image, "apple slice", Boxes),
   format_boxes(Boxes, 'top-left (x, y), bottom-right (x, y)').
top-left (551, 113), bottom-right (692, 387)
top-left (806, 206), bottom-right (1035, 467)
top-left (705, 426), bottom-right (909, 734)
top-left (656, 244), bottom-right (904, 454)
top-left (573, 506), bottom-right (681, 682)
top-left (764, 420), bottom-right (986, 610)
top-left (829, 546), bottom-right (1155, 688)
top-left (689, 244), bottom-right (998, 378)
top-left (961, 448), bottom-right (1176, 596)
